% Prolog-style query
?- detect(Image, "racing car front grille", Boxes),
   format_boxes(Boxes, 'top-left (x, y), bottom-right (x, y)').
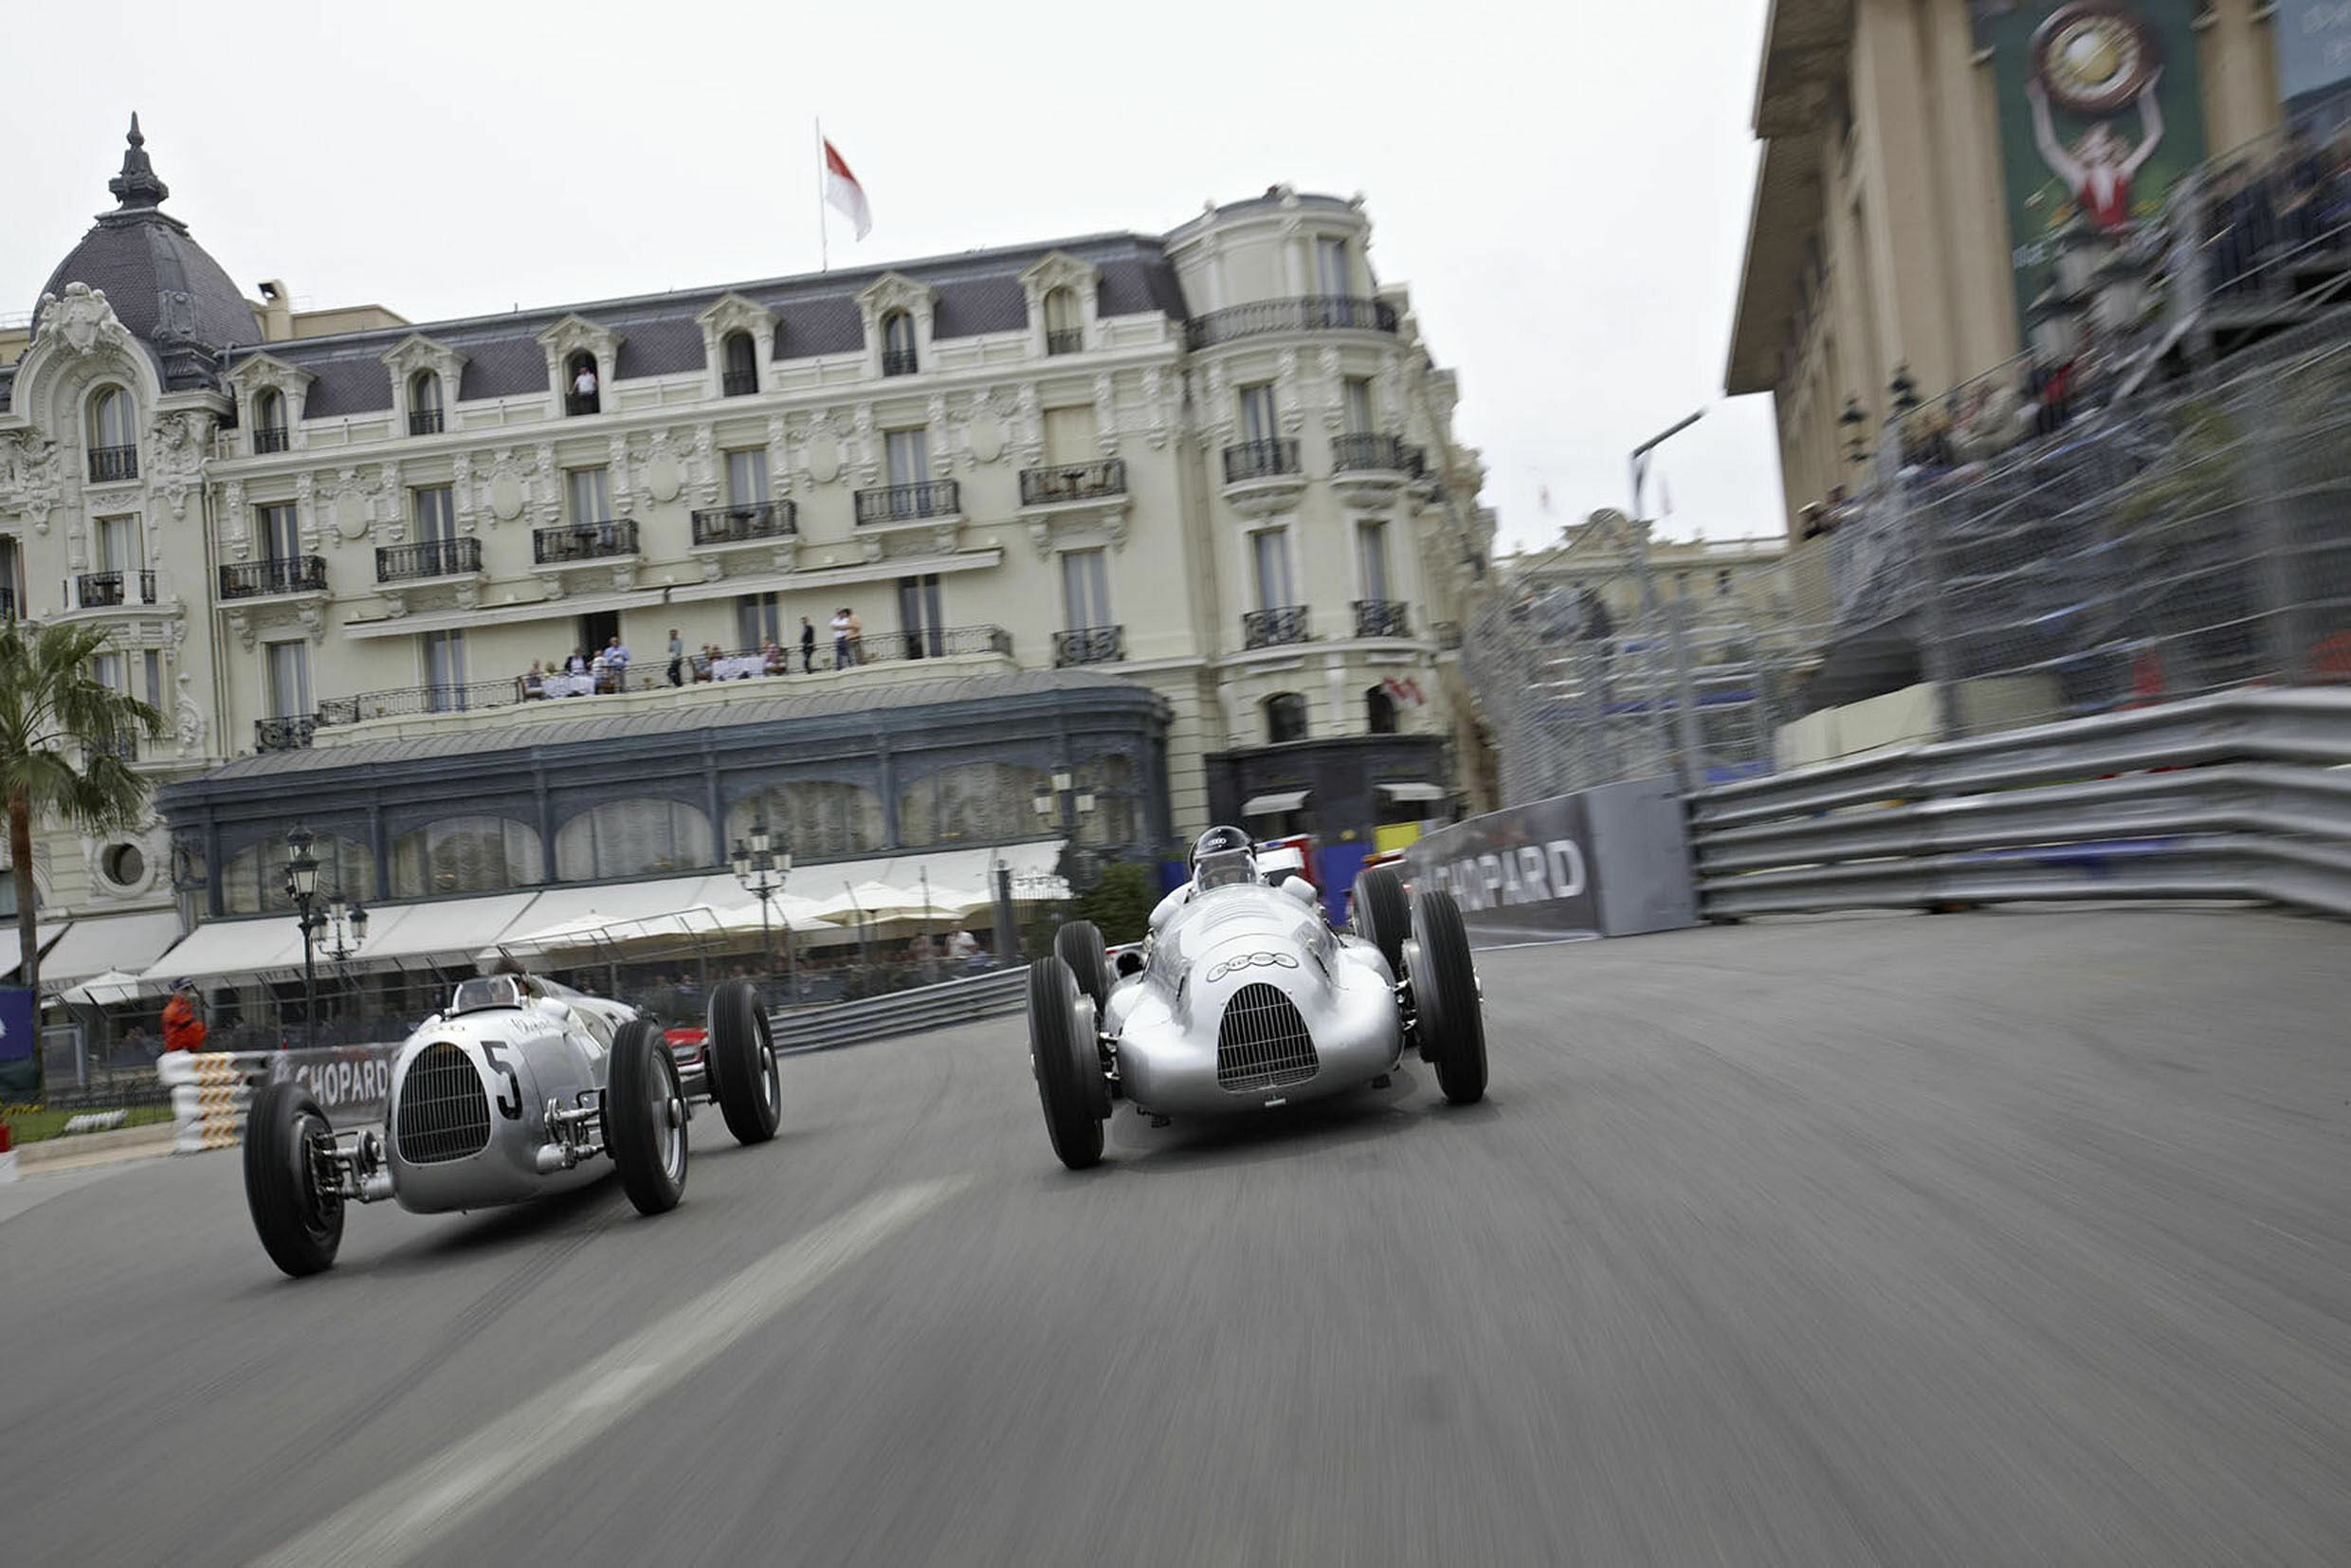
top-left (394, 1041), bottom-right (492, 1164)
top-left (1215, 982), bottom-right (1319, 1093)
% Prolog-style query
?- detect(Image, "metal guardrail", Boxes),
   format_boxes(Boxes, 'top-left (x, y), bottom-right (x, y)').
top-left (1687, 688), bottom-right (2351, 921)
top-left (772, 967), bottom-right (1029, 1054)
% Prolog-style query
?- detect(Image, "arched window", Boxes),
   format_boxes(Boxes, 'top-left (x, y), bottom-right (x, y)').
top-left (252, 389), bottom-right (289, 453)
top-left (1043, 287), bottom-right (1082, 356)
top-left (222, 831), bottom-right (375, 915)
top-left (409, 371), bottom-right (444, 435)
top-left (554, 798), bottom-right (713, 882)
top-left (1266, 692), bottom-right (1309, 745)
top-left (721, 331), bottom-right (758, 396)
top-left (729, 782), bottom-right (885, 861)
top-left (881, 310), bottom-right (917, 376)
top-left (898, 762), bottom-right (1048, 848)
top-left (86, 386), bottom-right (137, 483)
top-left (390, 816), bottom-right (540, 898)
top-left (1365, 685), bottom-right (1397, 735)
top-left (565, 352), bottom-right (600, 415)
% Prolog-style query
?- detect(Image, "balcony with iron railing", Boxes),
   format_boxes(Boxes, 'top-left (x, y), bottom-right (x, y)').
top-left (86, 445), bottom-right (137, 483)
top-left (1243, 605), bottom-right (1312, 649)
top-left (1332, 433), bottom-right (1407, 474)
top-left (721, 370), bottom-right (759, 397)
top-left (408, 408), bottom-right (444, 436)
top-left (534, 519), bottom-right (639, 565)
top-left (1353, 598), bottom-right (1411, 640)
top-left (1019, 460), bottom-right (1126, 507)
top-left (854, 480), bottom-right (959, 526)
top-left (255, 715), bottom-right (318, 753)
top-left (1052, 626), bottom-right (1125, 666)
top-left (1220, 438), bottom-right (1305, 520)
top-left (252, 426), bottom-right (291, 454)
top-left (0, 586), bottom-right (14, 621)
top-left (882, 348), bottom-right (919, 377)
top-left (376, 538), bottom-right (483, 583)
top-left (87, 727), bottom-right (138, 764)
top-left (219, 556), bottom-right (328, 599)
top-left (691, 500), bottom-right (798, 546)
top-left (1187, 295), bottom-right (1399, 350)
top-left (75, 570), bottom-right (158, 610)
top-left (1045, 328), bottom-right (1084, 356)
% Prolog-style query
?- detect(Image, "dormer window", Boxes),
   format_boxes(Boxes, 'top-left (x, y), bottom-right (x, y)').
top-left (881, 311), bottom-right (918, 377)
top-left (408, 372), bottom-right (444, 435)
top-left (1044, 288), bottom-right (1082, 356)
top-left (721, 331), bottom-right (758, 396)
top-left (87, 386), bottom-right (137, 483)
top-left (566, 353), bottom-right (600, 415)
top-left (253, 389), bottom-right (289, 454)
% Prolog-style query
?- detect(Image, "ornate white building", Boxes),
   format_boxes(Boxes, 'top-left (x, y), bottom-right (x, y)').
top-left (0, 121), bottom-right (1493, 993)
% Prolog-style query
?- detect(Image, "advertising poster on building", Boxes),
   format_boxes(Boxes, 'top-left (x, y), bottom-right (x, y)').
top-left (2273, 0), bottom-right (2351, 119)
top-left (0, 986), bottom-right (36, 1098)
top-left (1977, 0), bottom-right (2209, 334)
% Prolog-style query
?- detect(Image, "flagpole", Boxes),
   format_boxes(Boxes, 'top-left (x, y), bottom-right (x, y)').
top-left (816, 117), bottom-right (829, 273)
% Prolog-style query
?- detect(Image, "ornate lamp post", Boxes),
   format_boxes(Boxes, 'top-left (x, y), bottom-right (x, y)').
top-left (282, 825), bottom-right (322, 1050)
top-left (323, 895), bottom-right (368, 1029)
top-left (730, 813), bottom-right (793, 1000)
top-left (1031, 764), bottom-right (1099, 889)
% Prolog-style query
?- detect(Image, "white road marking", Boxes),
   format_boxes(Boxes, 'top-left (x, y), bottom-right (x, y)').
top-left (252, 1176), bottom-right (970, 1568)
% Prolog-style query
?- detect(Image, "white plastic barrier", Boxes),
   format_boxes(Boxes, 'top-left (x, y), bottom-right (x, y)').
top-left (158, 1044), bottom-right (402, 1154)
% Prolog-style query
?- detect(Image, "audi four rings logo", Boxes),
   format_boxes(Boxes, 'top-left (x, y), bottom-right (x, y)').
top-left (1205, 951), bottom-right (1299, 983)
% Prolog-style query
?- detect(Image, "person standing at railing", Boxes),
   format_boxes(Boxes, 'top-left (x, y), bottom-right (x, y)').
top-left (666, 629), bottom-right (683, 687)
top-left (603, 635), bottom-right (629, 692)
top-left (845, 606), bottom-right (864, 665)
top-left (801, 616), bottom-right (817, 673)
top-left (830, 608), bottom-right (852, 670)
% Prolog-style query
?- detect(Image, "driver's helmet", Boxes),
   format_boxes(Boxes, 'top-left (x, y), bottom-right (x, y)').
top-left (1190, 825), bottom-right (1258, 890)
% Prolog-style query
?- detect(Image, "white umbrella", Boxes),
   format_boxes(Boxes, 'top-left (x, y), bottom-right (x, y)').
top-left (61, 968), bottom-right (149, 1006)
top-left (808, 880), bottom-right (944, 926)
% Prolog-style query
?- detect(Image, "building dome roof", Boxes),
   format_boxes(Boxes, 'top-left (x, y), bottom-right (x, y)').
top-left (37, 116), bottom-right (258, 386)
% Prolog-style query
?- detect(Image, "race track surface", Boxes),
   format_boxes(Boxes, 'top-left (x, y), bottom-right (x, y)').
top-left (4, 905), bottom-right (2347, 1565)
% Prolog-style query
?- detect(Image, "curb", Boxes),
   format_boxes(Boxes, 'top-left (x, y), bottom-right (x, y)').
top-left (18, 1121), bottom-right (179, 1175)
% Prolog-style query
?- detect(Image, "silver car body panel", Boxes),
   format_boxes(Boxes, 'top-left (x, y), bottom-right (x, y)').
top-left (1103, 883), bottom-right (1402, 1116)
top-left (385, 983), bottom-right (635, 1215)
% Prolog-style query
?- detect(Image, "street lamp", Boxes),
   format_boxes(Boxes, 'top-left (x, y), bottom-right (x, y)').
top-left (1032, 764), bottom-right (1099, 887)
top-left (323, 896), bottom-right (367, 1030)
top-left (730, 812), bottom-right (793, 1001)
top-left (282, 825), bottom-right (321, 1050)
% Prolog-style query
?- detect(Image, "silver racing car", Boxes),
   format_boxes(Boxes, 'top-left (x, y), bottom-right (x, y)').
top-left (242, 975), bottom-right (783, 1276)
top-left (1029, 836), bottom-right (1487, 1170)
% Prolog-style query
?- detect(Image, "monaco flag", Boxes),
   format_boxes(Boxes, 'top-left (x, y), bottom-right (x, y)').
top-left (823, 139), bottom-right (872, 241)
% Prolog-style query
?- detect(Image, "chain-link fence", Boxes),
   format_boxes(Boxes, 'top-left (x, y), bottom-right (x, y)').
top-left (1468, 126), bottom-right (2350, 803)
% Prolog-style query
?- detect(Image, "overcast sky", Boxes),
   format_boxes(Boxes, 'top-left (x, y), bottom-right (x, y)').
top-left (4, 0), bottom-right (1782, 559)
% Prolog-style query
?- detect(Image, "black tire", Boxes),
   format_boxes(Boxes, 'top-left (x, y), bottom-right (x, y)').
top-left (1029, 957), bottom-right (1106, 1170)
top-left (1352, 866), bottom-right (1411, 978)
top-left (243, 1079), bottom-right (344, 1278)
top-left (1411, 889), bottom-right (1487, 1105)
top-left (606, 1019), bottom-right (688, 1213)
top-left (1054, 921), bottom-right (1112, 1013)
top-left (705, 979), bottom-right (782, 1145)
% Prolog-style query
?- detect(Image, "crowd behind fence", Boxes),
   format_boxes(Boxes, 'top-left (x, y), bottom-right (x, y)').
top-left (1466, 126), bottom-right (2351, 805)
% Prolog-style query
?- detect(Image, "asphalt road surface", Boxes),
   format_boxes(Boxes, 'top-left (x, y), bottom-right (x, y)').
top-left (5, 905), bottom-right (2348, 1565)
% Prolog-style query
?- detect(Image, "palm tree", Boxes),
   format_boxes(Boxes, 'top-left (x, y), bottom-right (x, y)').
top-left (0, 620), bottom-right (167, 1095)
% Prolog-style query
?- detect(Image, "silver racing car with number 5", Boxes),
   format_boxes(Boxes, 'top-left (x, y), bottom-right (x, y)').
top-left (1029, 828), bottom-right (1486, 1170)
top-left (241, 974), bottom-right (784, 1277)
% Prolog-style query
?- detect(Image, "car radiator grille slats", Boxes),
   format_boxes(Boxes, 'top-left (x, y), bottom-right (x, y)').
top-left (395, 1041), bottom-right (492, 1163)
top-left (1215, 982), bottom-right (1319, 1093)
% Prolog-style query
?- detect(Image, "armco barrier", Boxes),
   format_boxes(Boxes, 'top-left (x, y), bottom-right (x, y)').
top-left (1687, 688), bottom-right (2351, 921)
top-left (774, 967), bottom-right (1030, 1054)
top-left (157, 1043), bottom-right (399, 1154)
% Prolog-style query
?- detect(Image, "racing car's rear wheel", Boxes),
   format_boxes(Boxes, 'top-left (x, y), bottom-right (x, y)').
top-left (244, 1079), bottom-right (344, 1278)
top-left (706, 979), bottom-right (782, 1145)
top-left (1411, 889), bottom-right (1487, 1105)
top-left (1054, 920), bottom-right (1112, 1013)
top-left (606, 1019), bottom-right (688, 1213)
top-left (1030, 957), bottom-right (1106, 1170)
top-left (1352, 866), bottom-right (1411, 978)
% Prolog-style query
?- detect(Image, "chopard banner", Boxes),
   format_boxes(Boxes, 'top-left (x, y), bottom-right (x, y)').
top-left (261, 1044), bottom-right (401, 1126)
top-left (1402, 777), bottom-right (1696, 944)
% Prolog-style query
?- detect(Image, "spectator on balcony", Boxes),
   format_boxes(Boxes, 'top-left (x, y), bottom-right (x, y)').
top-left (762, 637), bottom-right (784, 675)
top-left (800, 616), bottom-right (817, 673)
top-left (523, 659), bottom-right (546, 700)
top-left (846, 606), bottom-right (865, 665)
top-left (565, 647), bottom-right (591, 676)
top-left (570, 361), bottom-right (599, 413)
top-left (830, 608), bottom-right (852, 669)
top-left (666, 629), bottom-right (683, 687)
top-left (604, 635), bottom-right (630, 684)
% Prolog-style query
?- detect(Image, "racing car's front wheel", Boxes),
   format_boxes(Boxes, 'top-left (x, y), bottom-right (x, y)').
top-left (607, 1019), bottom-right (689, 1213)
top-left (1352, 866), bottom-right (1411, 978)
top-left (244, 1078), bottom-right (345, 1278)
top-left (1030, 957), bottom-right (1106, 1170)
top-left (707, 979), bottom-right (782, 1145)
top-left (1054, 921), bottom-right (1112, 1013)
top-left (1411, 889), bottom-right (1487, 1105)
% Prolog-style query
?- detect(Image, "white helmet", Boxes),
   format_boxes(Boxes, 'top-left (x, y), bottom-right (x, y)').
top-left (1190, 825), bottom-right (1258, 890)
